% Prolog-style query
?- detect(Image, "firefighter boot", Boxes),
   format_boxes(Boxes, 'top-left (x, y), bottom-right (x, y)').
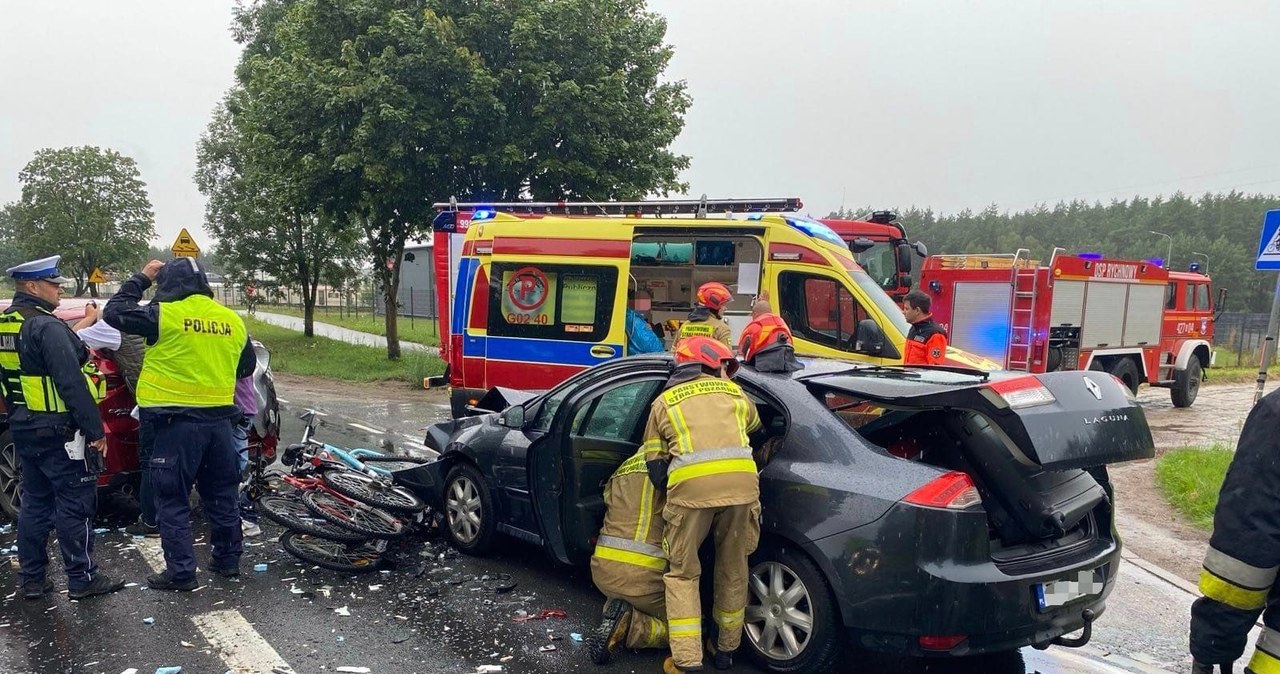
top-left (589, 598), bottom-right (632, 665)
top-left (705, 638), bottom-right (733, 670)
top-left (662, 656), bottom-right (704, 673)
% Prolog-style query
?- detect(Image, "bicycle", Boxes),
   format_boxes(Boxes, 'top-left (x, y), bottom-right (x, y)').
top-left (249, 410), bottom-right (435, 572)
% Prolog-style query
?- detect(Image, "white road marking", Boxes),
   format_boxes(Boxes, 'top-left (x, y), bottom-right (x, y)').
top-left (134, 537), bottom-right (166, 573)
top-left (347, 423), bottom-right (384, 435)
top-left (191, 609), bottom-right (295, 674)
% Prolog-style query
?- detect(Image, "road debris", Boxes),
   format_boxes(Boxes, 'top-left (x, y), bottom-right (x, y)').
top-left (334, 605), bottom-right (351, 616)
top-left (335, 668), bottom-right (371, 674)
top-left (513, 609), bottom-right (567, 623)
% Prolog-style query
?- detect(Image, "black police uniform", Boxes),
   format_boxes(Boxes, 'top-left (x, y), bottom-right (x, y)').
top-left (1, 292), bottom-right (106, 592)
top-left (1189, 387), bottom-right (1280, 673)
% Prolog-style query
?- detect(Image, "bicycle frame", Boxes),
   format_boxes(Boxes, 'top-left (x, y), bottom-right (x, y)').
top-left (297, 410), bottom-right (399, 478)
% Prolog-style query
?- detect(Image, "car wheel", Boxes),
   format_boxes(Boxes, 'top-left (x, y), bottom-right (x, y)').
top-left (0, 430), bottom-right (20, 520)
top-left (744, 543), bottom-right (841, 673)
top-left (1109, 358), bottom-right (1141, 395)
top-left (443, 463), bottom-right (497, 555)
top-left (1172, 358), bottom-right (1202, 408)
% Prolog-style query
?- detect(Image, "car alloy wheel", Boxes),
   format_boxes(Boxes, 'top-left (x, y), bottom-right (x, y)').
top-left (745, 560), bottom-right (815, 660)
top-left (0, 431), bottom-right (20, 519)
top-left (446, 475), bottom-right (483, 544)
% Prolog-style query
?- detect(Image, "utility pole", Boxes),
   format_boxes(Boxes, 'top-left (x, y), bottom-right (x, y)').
top-left (1149, 230), bottom-right (1173, 268)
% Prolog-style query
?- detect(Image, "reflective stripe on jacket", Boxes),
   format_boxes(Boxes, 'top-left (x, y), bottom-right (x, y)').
top-left (642, 375), bottom-right (761, 508)
top-left (0, 311), bottom-right (105, 412)
top-left (591, 451), bottom-right (668, 598)
top-left (137, 295), bottom-right (246, 408)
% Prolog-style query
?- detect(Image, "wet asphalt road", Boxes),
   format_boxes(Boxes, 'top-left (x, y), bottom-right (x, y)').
top-left (0, 384), bottom-right (1188, 674)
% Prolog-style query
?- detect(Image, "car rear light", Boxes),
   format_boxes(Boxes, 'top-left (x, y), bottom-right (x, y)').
top-left (919, 634), bottom-right (966, 651)
top-left (903, 471), bottom-right (982, 510)
top-left (986, 376), bottom-right (1056, 409)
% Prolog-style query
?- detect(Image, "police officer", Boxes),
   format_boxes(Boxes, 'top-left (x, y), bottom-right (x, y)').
top-left (676, 282), bottom-right (733, 348)
top-left (1189, 387), bottom-right (1280, 674)
top-left (902, 289), bottom-right (948, 365)
top-left (587, 451), bottom-right (670, 665)
top-left (737, 300), bottom-right (803, 374)
top-left (644, 336), bottom-right (762, 673)
top-left (1, 256), bottom-right (125, 600)
top-left (105, 258), bottom-right (255, 590)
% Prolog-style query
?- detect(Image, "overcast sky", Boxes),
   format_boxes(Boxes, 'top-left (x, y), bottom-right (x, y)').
top-left (3, 0), bottom-right (1279, 247)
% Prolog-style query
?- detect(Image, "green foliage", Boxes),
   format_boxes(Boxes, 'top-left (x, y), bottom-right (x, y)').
top-left (1155, 445), bottom-right (1236, 530)
top-left (253, 304), bottom-right (439, 345)
top-left (4, 146), bottom-right (155, 297)
top-left (229, 0), bottom-right (690, 358)
top-left (196, 97), bottom-right (363, 338)
top-left (832, 191), bottom-right (1280, 312)
top-left (0, 204), bottom-right (26, 274)
top-left (245, 316), bottom-right (443, 384)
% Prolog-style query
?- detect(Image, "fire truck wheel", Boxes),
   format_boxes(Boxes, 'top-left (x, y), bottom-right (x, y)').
top-left (1172, 358), bottom-right (1202, 408)
top-left (1108, 359), bottom-right (1141, 395)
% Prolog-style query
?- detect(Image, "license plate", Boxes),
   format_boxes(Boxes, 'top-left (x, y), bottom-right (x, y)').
top-left (1034, 568), bottom-right (1104, 611)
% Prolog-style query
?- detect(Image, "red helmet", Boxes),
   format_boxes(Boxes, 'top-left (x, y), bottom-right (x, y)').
top-left (674, 336), bottom-right (740, 377)
top-left (742, 313), bottom-right (793, 362)
top-left (696, 282), bottom-right (733, 312)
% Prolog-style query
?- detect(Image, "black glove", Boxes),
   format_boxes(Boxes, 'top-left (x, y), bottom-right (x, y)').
top-left (646, 459), bottom-right (669, 491)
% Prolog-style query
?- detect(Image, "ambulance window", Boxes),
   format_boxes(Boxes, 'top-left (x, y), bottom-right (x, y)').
top-left (632, 242), bottom-right (692, 266)
top-left (488, 262), bottom-right (618, 342)
top-left (778, 272), bottom-right (869, 351)
top-left (1196, 284), bottom-right (1211, 310)
top-left (1165, 282), bottom-right (1177, 310)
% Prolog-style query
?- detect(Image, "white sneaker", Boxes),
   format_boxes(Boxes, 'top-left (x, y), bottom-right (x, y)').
top-left (241, 521), bottom-right (262, 537)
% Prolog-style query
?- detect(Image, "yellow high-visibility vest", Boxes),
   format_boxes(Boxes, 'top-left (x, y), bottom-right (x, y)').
top-left (0, 310), bottom-right (105, 412)
top-left (136, 295), bottom-right (245, 408)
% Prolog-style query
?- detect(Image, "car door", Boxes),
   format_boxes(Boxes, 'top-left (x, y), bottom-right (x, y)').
top-left (529, 371), bottom-right (666, 565)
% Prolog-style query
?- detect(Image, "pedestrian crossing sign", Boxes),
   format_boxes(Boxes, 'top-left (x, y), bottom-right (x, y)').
top-left (88, 267), bottom-right (107, 284)
top-left (1259, 210), bottom-right (1280, 271)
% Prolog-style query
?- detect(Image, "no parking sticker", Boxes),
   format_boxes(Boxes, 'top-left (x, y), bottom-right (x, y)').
top-left (502, 266), bottom-right (557, 325)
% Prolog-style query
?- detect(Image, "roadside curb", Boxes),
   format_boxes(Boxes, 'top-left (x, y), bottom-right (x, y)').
top-left (1121, 551), bottom-right (1201, 597)
top-left (1058, 644), bottom-right (1180, 674)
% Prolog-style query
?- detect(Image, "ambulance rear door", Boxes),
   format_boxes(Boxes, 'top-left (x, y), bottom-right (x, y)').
top-left (483, 231), bottom-right (633, 391)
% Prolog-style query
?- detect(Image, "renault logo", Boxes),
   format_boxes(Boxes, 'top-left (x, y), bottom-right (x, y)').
top-left (1084, 378), bottom-right (1103, 401)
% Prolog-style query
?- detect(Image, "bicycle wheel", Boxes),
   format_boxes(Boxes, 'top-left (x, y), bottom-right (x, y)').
top-left (256, 493), bottom-right (368, 543)
top-left (279, 531), bottom-right (384, 574)
top-left (302, 489), bottom-right (407, 540)
top-left (358, 455), bottom-right (432, 474)
top-left (321, 469), bottom-right (426, 514)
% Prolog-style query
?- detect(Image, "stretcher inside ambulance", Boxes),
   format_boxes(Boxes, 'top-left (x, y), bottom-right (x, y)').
top-left (433, 207), bottom-right (994, 417)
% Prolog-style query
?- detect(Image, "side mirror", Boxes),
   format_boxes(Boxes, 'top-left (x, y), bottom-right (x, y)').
top-left (912, 241), bottom-right (928, 258)
top-left (1214, 287), bottom-right (1228, 321)
top-left (853, 319), bottom-right (887, 356)
top-left (896, 243), bottom-right (914, 275)
top-left (499, 405), bottom-right (526, 429)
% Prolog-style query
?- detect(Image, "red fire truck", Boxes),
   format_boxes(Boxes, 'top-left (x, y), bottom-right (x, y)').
top-left (919, 250), bottom-right (1224, 407)
top-left (819, 212), bottom-right (927, 300)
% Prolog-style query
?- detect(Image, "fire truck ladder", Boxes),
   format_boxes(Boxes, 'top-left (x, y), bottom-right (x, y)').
top-left (1007, 248), bottom-right (1037, 371)
top-left (432, 195), bottom-right (804, 218)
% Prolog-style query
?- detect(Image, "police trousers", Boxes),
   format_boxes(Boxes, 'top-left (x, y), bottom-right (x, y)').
top-left (13, 427), bottom-right (99, 590)
top-left (663, 501), bottom-right (761, 667)
top-left (149, 415), bottom-right (241, 579)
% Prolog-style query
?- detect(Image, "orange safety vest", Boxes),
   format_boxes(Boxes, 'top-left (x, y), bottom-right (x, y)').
top-left (738, 313), bottom-right (792, 361)
top-left (905, 318), bottom-right (948, 365)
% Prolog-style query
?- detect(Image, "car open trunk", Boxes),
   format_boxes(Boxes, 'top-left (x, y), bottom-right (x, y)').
top-left (806, 368), bottom-right (1154, 546)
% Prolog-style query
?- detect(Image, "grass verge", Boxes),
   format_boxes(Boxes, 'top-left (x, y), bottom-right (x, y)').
top-left (245, 317), bottom-right (444, 385)
top-left (1154, 445), bottom-right (1235, 530)
top-left (249, 305), bottom-right (439, 346)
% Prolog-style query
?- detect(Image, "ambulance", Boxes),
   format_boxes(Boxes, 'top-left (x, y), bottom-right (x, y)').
top-left (431, 200), bottom-right (994, 416)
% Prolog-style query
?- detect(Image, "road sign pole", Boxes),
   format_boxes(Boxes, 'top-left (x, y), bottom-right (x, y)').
top-left (1255, 273), bottom-right (1280, 405)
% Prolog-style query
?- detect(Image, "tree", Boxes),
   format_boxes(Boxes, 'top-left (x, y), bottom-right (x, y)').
top-left (196, 97), bottom-right (362, 337)
top-left (0, 203), bottom-right (26, 275)
top-left (232, 0), bottom-right (690, 358)
top-left (10, 146), bottom-right (155, 297)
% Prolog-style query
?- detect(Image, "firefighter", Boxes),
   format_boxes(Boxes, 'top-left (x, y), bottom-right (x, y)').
top-left (644, 336), bottom-right (762, 673)
top-left (1189, 387), bottom-right (1280, 674)
top-left (676, 282), bottom-right (733, 348)
top-left (737, 300), bottom-right (803, 374)
top-left (1, 256), bottom-right (125, 600)
top-left (902, 289), bottom-right (948, 365)
top-left (587, 451), bottom-right (669, 665)
top-left (105, 258), bottom-right (256, 590)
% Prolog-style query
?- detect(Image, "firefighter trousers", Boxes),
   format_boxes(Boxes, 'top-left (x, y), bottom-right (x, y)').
top-left (663, 501), bottom-right (761, 667)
